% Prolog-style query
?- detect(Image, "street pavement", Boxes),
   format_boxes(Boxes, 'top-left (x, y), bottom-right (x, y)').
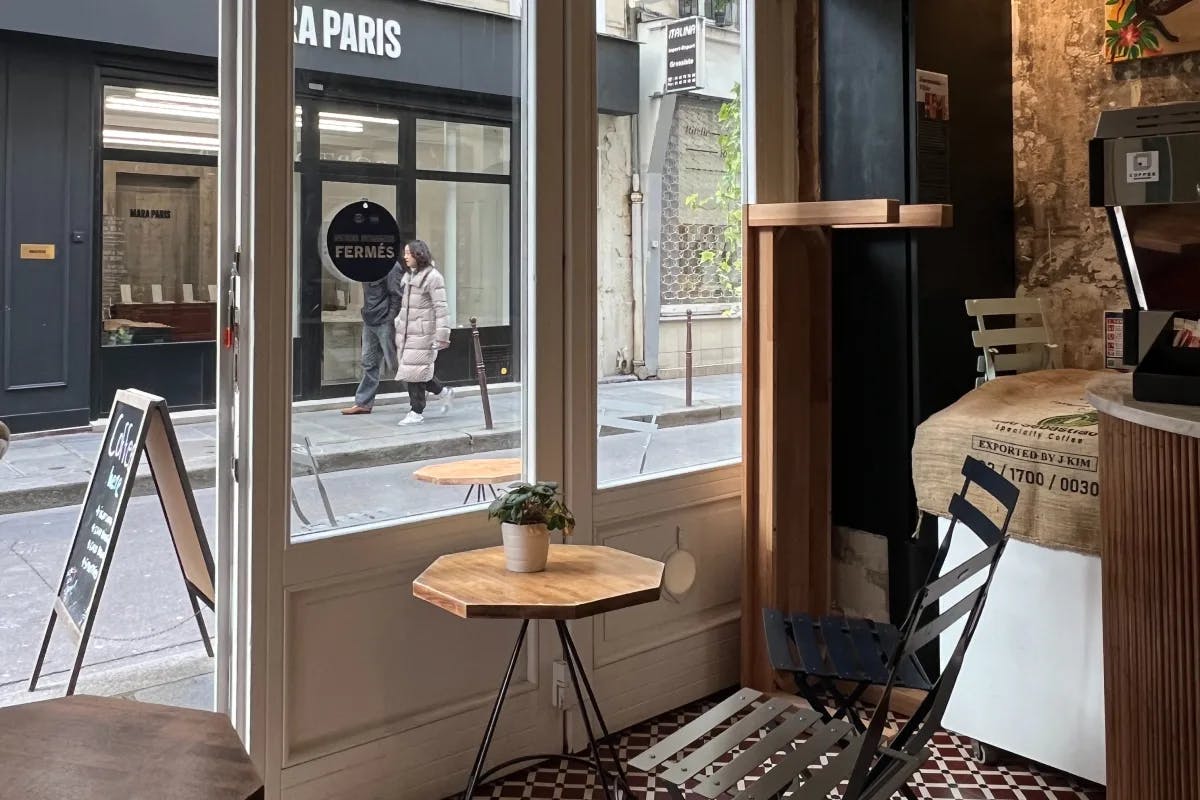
top-left (0, 380), bottom-right (741, 709)
top-left (0, 373), bottom-right (740, 514)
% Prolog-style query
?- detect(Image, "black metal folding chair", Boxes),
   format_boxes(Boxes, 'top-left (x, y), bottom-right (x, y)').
top-left (629, 456), bottom-right (1018, 800)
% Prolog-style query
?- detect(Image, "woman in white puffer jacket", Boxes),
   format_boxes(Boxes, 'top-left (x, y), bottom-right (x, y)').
top-left (394, 240), bottom-right (454, 426)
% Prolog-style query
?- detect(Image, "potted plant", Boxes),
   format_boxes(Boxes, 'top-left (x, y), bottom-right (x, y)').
top-left (711, 0), bottom-right (731, 26)
top-left (488, 481), bottom-right (575, 573)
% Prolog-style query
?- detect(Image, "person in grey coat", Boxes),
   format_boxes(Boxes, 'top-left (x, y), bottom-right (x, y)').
top-left (394, 240), bottom-right (454, 425)
top-left (342, 262), bottom-right (405, 415)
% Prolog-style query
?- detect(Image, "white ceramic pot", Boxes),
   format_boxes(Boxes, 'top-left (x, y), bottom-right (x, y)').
top-left (501, 523), bottom-right (551, 572)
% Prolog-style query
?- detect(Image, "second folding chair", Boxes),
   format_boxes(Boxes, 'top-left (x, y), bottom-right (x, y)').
top-left (630, 455), bottom-right (1020, 800)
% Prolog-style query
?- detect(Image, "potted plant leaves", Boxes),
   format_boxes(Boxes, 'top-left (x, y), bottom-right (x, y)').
top-left (488, 481), bottom-right (575, 572)
top-left (711, 0), bottom-right (732, 26)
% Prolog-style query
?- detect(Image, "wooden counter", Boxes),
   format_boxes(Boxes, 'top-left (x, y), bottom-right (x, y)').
top-left (1086, 373), bottom-right (1200, 798)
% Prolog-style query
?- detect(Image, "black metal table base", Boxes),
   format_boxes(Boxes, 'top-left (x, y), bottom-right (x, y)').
top-left (462, 483), bottom-right (501, 505)
top-left (462, 620), bottom-right (634, 800)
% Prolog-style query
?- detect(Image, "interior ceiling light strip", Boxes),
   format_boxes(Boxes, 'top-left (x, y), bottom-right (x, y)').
top-left (133, 88), bottom-right (220, 107)
top-left (103, 129), bottom-right (220, 150)
top-left (319, 111), bottom-right (399, 126)
top-left (317, 120), bottom-right (365, 133)
top-left (106, 98), bottom-right (220, 121)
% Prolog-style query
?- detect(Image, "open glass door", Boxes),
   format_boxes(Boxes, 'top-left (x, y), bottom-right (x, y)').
top-left (228, 1), bottom-right (582, 796)
top-left (0, 0), bottom-right (229, 714)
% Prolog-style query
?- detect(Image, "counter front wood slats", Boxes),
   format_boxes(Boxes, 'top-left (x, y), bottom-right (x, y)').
top-left (741, 200), bottom-right (952, 690)
top-left (1087, 374), bottom-right (1200, 798)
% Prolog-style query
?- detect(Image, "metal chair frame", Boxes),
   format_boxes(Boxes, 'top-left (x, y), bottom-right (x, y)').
top-left (630, 456), bottom-right (1019, 800)
top-left (290, 435), bottom-right (336, 528)
top-left (597, 398), bottom-right (659, 475)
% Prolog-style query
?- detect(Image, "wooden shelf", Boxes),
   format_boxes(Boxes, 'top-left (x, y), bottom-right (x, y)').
top-left (833, 203), bottom-right (954, 230)
top-left (747, 199), bottom-right (898, 228)
top-left (746, 201), bottom-right (953, 230)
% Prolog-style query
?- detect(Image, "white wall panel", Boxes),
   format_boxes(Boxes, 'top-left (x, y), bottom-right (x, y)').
top-left (284, 565), bottom-right (537, 766)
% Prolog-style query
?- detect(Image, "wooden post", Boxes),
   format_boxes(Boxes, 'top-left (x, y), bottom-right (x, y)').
top-left (685, 309), bottom-right (694, 407)
top-left (740, 200), bottom-right (952, 691)
top-left (471, 317), bottom-right (493, 431)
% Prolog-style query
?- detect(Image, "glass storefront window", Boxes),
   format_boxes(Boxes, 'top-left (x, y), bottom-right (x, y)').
top-left (595, 4), bottom-right (746, 486)
top-left (100, 85), bottom-right (218, 348)
top-left (416, 119), bottom-right (510, 175)
top-left (286, 18), bottom-right (523, 541)
top-left (317, 108), bottom-right (400, 164)
top-left (416, 180), bottom-right (511, 328)
top-left (103, 86), bottom-right (219, 155)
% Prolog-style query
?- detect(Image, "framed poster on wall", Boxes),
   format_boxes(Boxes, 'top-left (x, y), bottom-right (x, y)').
top-left (1106, 0), bottom-right (1200, 62)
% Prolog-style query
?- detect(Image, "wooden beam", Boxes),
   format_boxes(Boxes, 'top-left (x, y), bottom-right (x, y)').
top-left (741, 224), bottom-right (833, 692)
top-left (747, 199), bottom-right (898, 229)
top-left (832, 203), bottom-right (954, 230)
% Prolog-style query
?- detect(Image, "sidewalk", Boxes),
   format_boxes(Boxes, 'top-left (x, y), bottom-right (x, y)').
top-left (0, 374), bottom-right (741, 514)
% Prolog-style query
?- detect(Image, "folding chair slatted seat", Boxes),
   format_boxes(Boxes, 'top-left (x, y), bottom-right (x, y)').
top-left (631, 456), bottom-right (1019, 800)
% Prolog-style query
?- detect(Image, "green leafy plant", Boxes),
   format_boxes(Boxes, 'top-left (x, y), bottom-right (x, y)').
top-left (105, 326), bottom-right (134, 346)
top-left (488, 481), bottom-right (576, 534)
top-left (684, 83), bottom-right (742, 310)
top-left (1104, 0), bottom-right (1194, 62)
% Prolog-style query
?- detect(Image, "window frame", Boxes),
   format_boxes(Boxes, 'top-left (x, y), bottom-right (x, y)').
top-left (227, 0), bottom-right (798, 787)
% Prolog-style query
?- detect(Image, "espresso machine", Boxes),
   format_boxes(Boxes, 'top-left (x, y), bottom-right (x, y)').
top-left (1091, 102), bottom-right (1200, 404)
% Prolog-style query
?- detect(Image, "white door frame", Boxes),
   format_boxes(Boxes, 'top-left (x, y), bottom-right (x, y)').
top-left (222, 0), bottom-right (800, 793)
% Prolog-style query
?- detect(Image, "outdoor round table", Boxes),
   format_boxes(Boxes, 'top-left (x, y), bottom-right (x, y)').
top-left (0, 695), bottom-right (263, 799)
top-left (413, 458), bottom-right (523, 505)
top-left (413, 544), bottom-right (665, 800)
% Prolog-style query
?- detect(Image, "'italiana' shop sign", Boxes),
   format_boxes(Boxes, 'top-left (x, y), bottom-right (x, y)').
top-left (665, 17), bottom-right (703, 93)
top-left (294, 4), bottom-right (403, 58)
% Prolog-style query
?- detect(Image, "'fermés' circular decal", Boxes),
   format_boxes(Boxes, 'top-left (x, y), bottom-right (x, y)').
top-left (324, 200), bottom-right (401, 282)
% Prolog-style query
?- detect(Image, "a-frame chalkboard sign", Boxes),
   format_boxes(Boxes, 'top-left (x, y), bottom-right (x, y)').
top-left (29, 389), bottom-right (216, 695)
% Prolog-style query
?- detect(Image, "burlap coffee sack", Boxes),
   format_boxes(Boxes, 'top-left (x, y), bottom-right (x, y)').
top-left (912, 369), bottom-right (1102, 554)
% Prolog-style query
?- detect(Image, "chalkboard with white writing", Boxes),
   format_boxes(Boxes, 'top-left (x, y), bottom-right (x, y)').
top-left (59, 400), bottom-right (147, 631)
top-left (31, 389), bottom-right (215, 696)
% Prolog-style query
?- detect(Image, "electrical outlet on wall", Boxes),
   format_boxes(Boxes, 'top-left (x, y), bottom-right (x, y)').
top-left (552, 659), bottom-right (576, 709)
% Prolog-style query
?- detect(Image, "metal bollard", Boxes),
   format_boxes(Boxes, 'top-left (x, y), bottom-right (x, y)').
top-left (471, 317), bottom-right (494, 430)
top-left (685, 309), bottom-right (694, 407)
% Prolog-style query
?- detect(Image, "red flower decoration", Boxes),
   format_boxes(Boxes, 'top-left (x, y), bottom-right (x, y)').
top-left (1119, 21), bottom-right (1142, 47)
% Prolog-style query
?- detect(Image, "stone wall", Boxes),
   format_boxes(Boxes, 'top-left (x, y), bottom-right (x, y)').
top-left (598, 114), bottom-right (635, 377)
top-left (1013, 0), bottom-right (1200, 368)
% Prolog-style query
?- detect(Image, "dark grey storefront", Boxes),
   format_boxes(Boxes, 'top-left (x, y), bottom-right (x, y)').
top-left (0, 1), bottom-right (637, 433)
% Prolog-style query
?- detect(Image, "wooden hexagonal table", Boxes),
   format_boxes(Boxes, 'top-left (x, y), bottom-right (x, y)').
top-left (413, 544), bottom-right (664, 620)
top-left (0, 695), bottom-right (263, 799)
top-left (414, 545), bottom-right (664, 799)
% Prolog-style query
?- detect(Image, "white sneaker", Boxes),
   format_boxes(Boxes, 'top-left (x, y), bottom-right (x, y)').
top-left (438, 387), bottom-right (455, 416)
top-left (398, 410), bottom-right (424, 426)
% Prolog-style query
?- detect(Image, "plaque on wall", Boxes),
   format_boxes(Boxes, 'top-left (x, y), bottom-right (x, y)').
top-left (324, 200), bottom-right (402, 282)
top-left (915, 69), bottom-right (950, 204)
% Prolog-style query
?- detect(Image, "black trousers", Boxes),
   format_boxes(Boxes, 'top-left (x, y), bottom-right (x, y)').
top-left (407, 377), bottom-right (444, 414)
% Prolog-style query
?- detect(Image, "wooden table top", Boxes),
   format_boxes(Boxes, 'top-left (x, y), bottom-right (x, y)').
top-left (413, 458), bottom-right (523, 486)
top-left (0, 695), bottom-right (263, 800)
top-left (413, 545), bottom-right (664, 620)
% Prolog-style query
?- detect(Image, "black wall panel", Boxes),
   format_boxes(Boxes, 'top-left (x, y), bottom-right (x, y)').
top-left (820, 0), bottom-right (1015, 622)
top-left (0, 44), bottom-right (94, 432)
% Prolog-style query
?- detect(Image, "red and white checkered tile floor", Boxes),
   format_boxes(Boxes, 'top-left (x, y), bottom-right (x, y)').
top-left (469, 695), bottom-right (1104, 800)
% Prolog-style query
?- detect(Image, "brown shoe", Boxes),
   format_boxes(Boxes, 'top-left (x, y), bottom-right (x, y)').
top-left (341, 405), bottom-right (372, 415)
